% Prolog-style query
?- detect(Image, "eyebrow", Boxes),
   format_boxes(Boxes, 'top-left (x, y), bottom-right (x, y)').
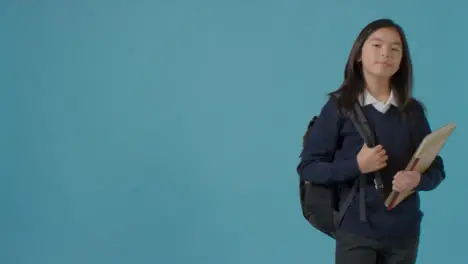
top-left (370, 37), bottom-right (402, 46)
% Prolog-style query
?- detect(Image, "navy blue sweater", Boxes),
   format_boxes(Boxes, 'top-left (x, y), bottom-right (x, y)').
top-left (297, 96), bottom-right (446, 240)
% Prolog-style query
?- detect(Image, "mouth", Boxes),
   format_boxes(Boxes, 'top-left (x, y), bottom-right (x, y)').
top-left (376, 62), bottom-right (392, 67)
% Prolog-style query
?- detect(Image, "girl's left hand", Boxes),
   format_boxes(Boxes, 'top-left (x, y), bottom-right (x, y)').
top-left (392, 171), bottom-right (421, 192)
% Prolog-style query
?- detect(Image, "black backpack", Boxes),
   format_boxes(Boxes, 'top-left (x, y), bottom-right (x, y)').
top-left (298, 100), bottom-right (384, 239)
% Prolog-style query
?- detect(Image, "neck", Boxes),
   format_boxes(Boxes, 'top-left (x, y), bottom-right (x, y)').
top-left (363, 72), bottom-right (391, 102)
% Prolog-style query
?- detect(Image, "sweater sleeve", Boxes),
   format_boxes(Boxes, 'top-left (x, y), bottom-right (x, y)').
top-left (410, 101), bottom-right (447, 191)
top-left (296, 97), bottom-right (361, 185)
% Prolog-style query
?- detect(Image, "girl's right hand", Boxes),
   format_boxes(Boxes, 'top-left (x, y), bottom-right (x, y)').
top-left (357, 144), bottom-right (388, 173)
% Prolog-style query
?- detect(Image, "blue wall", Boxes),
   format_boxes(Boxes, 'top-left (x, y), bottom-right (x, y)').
top-left (2, 1), bottom-right (465, 263)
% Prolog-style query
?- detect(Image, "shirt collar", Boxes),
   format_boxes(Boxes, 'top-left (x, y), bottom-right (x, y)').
top-left (359, 89), bottom-right (398, 107)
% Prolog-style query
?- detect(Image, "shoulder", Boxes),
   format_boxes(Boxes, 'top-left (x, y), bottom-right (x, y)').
top-left (404, 98), bottom-right (432, 132)
top-left (319, 93), bottom-right (344, 119)
top-left (405, 97), bottom-right (427, 118)
top-left (303, 94), bottom-right (343, 144)
top-left (404, 98), bottom-right (433, 136)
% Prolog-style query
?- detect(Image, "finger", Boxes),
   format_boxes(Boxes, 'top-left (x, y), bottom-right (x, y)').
top-left (393, 175), bottom-right (407, 187)
top-left (376, 161), bottom-right (387, 169)
top-left (395, 174), bottom-right (409, 184)
top-left (373, 145), bottom-right (383, 152)
top-left (378, 149), bottom-right (386, 156)
top-left (375, 156), bottom-right (388, 168)
top-left (400, 172), bottom-right (411, 181)
top-left (393, 185), bottom-right (404, 192)
top-left (393, 177), bottom-right (402, 185)
top-left (393, 172), bottom-right (402, 180)
top-left (397, 178), bottom-right (412, 191)
top-left (393, 178), bottom-right (407, 192)
top-left (394, 171), bottom-right (407, 179)
top-left (392, 181), bottom-right (402, 192)
top-left (400, 180), bottom-right (410, 189)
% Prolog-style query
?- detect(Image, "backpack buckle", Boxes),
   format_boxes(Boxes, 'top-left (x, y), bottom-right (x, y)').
top-left (374, 179), bottom-right (384, 190)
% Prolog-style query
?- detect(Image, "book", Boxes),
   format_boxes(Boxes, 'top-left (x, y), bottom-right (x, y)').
top-left (384, 122), bottom-right (456, 210)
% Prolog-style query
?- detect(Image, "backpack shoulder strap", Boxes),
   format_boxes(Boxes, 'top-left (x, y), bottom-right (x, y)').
top-left (330, 94), bottom-right (385, 224)
top-left (350, 103), bottom-right (385, 195)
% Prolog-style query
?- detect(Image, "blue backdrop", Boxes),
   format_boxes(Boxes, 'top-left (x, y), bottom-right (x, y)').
top-left (2, 1), bottom-right (465, 263)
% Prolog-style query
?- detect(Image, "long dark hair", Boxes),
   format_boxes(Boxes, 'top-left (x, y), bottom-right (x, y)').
top-left (330, 18), bottom-right (418, 113)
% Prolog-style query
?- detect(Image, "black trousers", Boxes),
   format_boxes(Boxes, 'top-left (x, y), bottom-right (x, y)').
top-left (335, 231), bottom-right (419, 264)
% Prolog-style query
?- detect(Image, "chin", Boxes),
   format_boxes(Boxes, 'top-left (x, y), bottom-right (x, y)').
top-left (370, 68), bottom-right (397, 78)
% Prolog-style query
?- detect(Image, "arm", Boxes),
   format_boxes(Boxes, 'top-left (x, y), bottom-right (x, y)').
top-left (410, 101), bottom-right (447, 191)
top-left (296, 97), bottom-right (361, 185)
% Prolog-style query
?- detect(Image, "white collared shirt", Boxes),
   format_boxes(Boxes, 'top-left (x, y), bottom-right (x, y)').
top-left (359, 90), bottom-right (398, 114)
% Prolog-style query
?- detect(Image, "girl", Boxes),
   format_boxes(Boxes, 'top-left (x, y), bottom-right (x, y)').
top-left (296, 18), bottom-right (446, 264)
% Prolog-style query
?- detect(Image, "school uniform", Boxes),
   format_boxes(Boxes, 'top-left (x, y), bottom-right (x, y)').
top-left (297, 90), bottom-right (446, 264)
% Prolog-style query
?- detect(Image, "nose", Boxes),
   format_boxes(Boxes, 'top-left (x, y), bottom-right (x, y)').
top-left (380, 48), bottom-right (391, 58)
top-left (380, 52), bottom-right (389, 58)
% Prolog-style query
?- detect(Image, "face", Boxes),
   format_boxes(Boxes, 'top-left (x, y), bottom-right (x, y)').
top-left (359, 27), bottom-right (403, 78)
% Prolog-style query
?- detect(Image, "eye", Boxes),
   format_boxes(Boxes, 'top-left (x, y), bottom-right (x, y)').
top-left (372, 44), bottom-right (381, 48)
